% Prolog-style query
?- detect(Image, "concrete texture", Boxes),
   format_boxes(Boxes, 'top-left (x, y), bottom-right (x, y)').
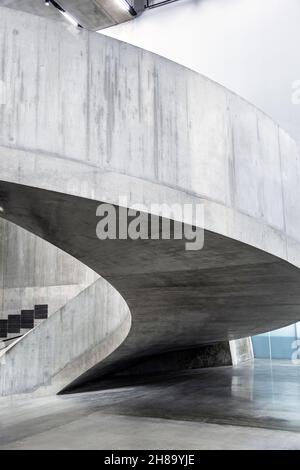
top-left (0, 182), bottom-right (299, 396)
top-left (0, 5), bottom-right (298, 263)
top-left (0, 7), bottom-right (300, 395)
top-left (0, 276), bottom-right (131, 396)
top-left (0, 0), bottom-right (144, 31)
top-left (0, 360), bottom-right (300, 450)
top-left (0, 218), bottom-right (98, 320)
top-left (101, 0), bottom-right (300, 148)
top-left (230, 337), bottom-right (253, 365)
top-left (111, 342), bottom-right (233, 378)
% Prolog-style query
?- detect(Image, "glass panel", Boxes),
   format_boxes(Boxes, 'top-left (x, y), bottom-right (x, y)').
top-left (252, 322), bottom-right (299, 360)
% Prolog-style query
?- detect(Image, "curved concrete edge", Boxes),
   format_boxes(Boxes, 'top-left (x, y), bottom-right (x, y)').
top-left (1, 7), bottom-right (300, 270)
top-left (0, 277), bottom-right (131, 397)
top-left (0, 144), bottom-right (296, 268)
top-left (0, 7), bottom-right (300, 262)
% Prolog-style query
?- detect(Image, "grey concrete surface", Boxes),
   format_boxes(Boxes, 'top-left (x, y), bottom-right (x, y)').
top-left (0, 182), bottom-right (299, 395)
top-left (0, 1), bottom-right (144, 31)
top-left (0, 7), bottom-right (300, 395)
top-left (0, 218), bottom-right (98, 320)
top-left (110, 341), bottom-right (233, 379)
top-left (0, 276), bottom-right (131, 396)
top-left (0, 6), bottom-right (299, 266)
top-left (0, 360), bottom-right (300, 450)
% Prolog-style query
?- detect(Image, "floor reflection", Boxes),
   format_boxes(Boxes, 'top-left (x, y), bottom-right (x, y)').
top-left (80, 359), bottom-right (300, 432)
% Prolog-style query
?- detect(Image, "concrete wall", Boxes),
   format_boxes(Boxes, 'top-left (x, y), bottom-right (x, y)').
top-left (0, 7), bottom-right (98, 324)
top-left (0, 6), bottom-right (298, 395)
top-left (0, 277), bottom-right (131, 396)
top-left (230, 338), bottom-right (253, 366)
top-left (112, 342), bottom-right (233, 378)
top-left (0, 5), bottom-right (299, 267)
top-left (102, 0), bottom-right (300, 147)
top-left (0, 219), bottom-right (98, 320)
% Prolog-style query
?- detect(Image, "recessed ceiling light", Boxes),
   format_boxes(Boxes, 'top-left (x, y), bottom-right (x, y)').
top-left (61, 10), bottom-right (79, 27)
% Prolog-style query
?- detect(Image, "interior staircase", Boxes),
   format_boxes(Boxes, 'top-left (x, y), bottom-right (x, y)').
top-left (0, 305), bottom-right (48, 351)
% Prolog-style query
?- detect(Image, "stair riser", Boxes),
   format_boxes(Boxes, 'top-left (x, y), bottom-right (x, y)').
top-left (0, 305), bottom-right (48, 338)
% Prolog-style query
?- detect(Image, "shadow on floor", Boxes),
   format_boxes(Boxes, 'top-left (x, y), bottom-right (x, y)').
top-left (1, 359), bottom-right (300, 449)
top-left (71, 359), bottom-right (300, 432)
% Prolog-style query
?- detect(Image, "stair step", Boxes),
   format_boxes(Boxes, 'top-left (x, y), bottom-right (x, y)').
top-left (0, 319), bottom-right (7, 338)
top-left (21, 310), bottom-right (34, 329)
top-left (34, 304), bottom-right (48, 320)
top-left (7, 315), bottom-right (21, 334)
top-left (1, 304), bottom-right (48, 339)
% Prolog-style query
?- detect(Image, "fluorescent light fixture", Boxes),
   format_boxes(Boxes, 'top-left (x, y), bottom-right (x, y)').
top-left (117, 0), bottom-right (131, 12)
top-left (46, 1), bottom-right (83, 27)
top-left (61, 11), bottom-right (79, 27)
top-left (117, 0), bottom-right (137, 15)
top-left (0, 206), bottom-right (4, 213)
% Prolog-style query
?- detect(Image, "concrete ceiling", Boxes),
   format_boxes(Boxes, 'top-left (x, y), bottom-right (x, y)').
top-left (0, 0), bottom-right (145, 31)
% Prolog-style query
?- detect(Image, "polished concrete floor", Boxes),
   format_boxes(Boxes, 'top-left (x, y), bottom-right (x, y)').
top-left (0, 360), bottom-right (300, 450)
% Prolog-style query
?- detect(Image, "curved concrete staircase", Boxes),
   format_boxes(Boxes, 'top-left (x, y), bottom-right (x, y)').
top-left (1, 6), bottom-right (300, 396)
